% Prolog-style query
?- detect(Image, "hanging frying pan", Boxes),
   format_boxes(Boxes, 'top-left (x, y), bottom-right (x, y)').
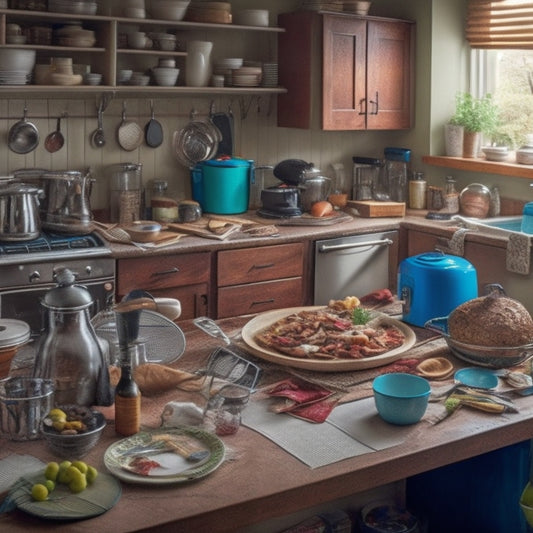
top-left (145, 99), bottom-right (163, 148)
top-left (8, 106), bottom-right (39, 154)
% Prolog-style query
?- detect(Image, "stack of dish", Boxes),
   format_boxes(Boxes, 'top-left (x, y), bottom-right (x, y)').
top-left (213, 57), bottom-right (242, 86)
top-left (129, 71), bottom-right (150, 86)
top-left (0, 49), bottom-right (35, 85)
top-left (231, 66), bottom-right (261, 87)
top-left (48, 0), bottom-right (98, 15)
top-left (151, 0), bottom-right (190, 20)
top-left (123, 0), bottom-right (146, 18)
top-left (299, 0), bottom-right (343, 11)
top-left (233, 9), bottom-right (269, 27)
top-left (261, 63), bottom-right (278, 88)
top-left (343, 1), bottom-right (371, 14)
top-left (57, 28), bottom-right (96, 48)
top-left (152, 67), bottom-right (180, 86)
top-left (185, 1), bottom-right (232, 23)
top-left (149, 32), bottom-right (177, 51)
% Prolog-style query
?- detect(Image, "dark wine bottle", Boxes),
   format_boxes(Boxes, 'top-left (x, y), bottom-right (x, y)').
top-left (114, 359), bottom-right (141, 436)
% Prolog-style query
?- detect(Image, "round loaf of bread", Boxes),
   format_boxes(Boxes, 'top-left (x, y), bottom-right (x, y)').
top-left (448, 293), bottom-right (533, 346)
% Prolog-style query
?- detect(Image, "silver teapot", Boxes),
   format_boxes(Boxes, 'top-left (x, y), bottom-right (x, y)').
top-left (32, 268), bottom-right (112, 407)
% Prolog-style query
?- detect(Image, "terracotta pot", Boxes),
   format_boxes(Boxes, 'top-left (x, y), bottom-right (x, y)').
top-left (463, 130), bottom-right (481, 158)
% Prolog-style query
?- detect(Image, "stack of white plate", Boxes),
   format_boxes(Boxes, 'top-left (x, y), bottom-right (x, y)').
top-left (213, 57), bottom-right (243, 86)
top-left (49, 0), bottom-right (98, 15)
top-left (261, 63), bottom-right (278, 88)
top-left (231, 66), bottom-right (261, 87)
top-left (0, 71), bottom-right (31, 86)
top-left (299, 0), bottom-right (343, 11)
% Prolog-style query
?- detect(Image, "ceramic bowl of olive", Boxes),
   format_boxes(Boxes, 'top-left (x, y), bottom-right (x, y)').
top-left (42, 405), bottom-right (106, 458)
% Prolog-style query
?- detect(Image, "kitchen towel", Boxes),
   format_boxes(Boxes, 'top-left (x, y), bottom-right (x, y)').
top-left (506, 232), bottom-right (531, 275)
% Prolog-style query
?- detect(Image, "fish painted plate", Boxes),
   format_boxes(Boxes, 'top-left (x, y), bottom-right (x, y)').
top-left (2, 472), bottom-right (121, 520)
top-left (104, 427), bottom-right (225, 485)
top-left (241, 307), bottom-right (416, 372)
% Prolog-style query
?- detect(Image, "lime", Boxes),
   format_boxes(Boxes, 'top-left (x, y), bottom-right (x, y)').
top-left (86, 465), bottom-right (98, 484)
top-left (31, 483), bottom-right (49, 502)
top-left (57, 461), bottom-right (73, 484)
top-left (67, 467), bottom-right (87, 494)
top-left (71, 460), bottom-right (88, 474)
top-left (44, 461), bottom-right (59, 482)
top-left (44, 479), bottom-right (55, 493)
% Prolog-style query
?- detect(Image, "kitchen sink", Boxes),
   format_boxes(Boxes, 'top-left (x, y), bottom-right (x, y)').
top-left (452, 215), bottom-right (530, 236)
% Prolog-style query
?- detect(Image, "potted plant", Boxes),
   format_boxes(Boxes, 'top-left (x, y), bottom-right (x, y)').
top-left (448, 92), bottom-right (500, 157)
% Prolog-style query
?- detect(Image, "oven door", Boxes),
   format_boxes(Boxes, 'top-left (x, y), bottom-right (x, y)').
top-left (0, 280), bottom-right (114, 337)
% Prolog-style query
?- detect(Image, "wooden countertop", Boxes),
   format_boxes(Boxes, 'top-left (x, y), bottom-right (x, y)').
top-left (1, 315), bottom-right (533, 532)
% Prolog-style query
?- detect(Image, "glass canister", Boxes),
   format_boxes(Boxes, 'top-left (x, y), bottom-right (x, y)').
top-left (151, 179), bottom-right (178, 223)
top-left (205, 384), bottom-right (250, 436)
top-left (108, 163), bottom-right (142, 224)
top-left (352, 157), bottom-right (382, 201)
top-left (384, 147), bottom-right (411, 203)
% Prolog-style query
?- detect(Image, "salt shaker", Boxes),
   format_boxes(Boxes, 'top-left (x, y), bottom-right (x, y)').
top-left (207, 384), bottom-right (250, 436)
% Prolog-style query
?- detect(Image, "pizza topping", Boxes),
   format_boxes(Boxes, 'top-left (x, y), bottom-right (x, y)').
top-left (124, 456), bottom-right (161, 476)
top-left (255, 304), bottom-right (406, 361)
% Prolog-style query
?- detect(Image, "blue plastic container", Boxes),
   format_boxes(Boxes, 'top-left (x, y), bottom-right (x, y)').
top-left (191, 158), bottom-right (254, 214)
top-left (398, 252), bottom-right (478, 327)
top-left (521, 202), bottom-right (533, 234)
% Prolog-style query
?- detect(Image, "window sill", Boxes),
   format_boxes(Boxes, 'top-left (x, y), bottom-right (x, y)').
top-left (422, 155), bottom-right (533, 180)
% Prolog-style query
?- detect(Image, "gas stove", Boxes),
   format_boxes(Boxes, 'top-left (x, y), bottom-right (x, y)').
top-left (0, 231), bottom-right (111, 265)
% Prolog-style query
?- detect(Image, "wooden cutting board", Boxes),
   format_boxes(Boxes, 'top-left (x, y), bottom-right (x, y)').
top-left (347, 200), bottom-right (406, 218)
top-left (166, 220), bottom-right (242, 240)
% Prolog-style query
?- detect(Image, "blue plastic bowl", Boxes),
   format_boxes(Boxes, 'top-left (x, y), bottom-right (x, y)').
top-left (372, 373), bottom-right (431, 425)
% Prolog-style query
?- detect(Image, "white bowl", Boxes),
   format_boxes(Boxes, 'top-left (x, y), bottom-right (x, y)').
top-left (153, 67), bottom-right (179, 86)
top-left (6, 35), bottom-right (27, 45)
top-left (0, 48), bottom-right (36, 73)
top-left (124, 7), bottom-right (146, 18)
top-left (151, 0), bottom-right (190, 20)
top-left (482, 146), bottom-right (509, 162)
top-left (233, 9), bottom-right (269, 27)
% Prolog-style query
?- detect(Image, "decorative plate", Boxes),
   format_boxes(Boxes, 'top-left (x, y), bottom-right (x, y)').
top-left (241, 307), bottom-right (416, 372)
top-left (104, 427), bottom-right (225, 485)
top-left (6, 472), bottom-right (121, 520)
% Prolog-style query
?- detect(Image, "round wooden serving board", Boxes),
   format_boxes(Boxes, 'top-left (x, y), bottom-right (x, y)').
top-left (241, 306), bottom-right (417, 372)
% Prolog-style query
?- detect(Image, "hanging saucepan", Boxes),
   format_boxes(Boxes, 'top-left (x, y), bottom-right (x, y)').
top-left (8, 106), bottom-right (39, 155)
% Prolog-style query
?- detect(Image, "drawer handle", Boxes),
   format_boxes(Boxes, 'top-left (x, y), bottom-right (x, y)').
top-left (251, 263), bottom-right (275, 270)
top-left (152, 267), bottom-right (180, 276)
top-left (318, 238), bottom-right (392, 253)
top-left (251, 299), bottom-right (275, 306)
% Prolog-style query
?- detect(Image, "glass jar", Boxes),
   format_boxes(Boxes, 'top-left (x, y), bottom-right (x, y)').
top-left (459, 183), bottom-right (491, 218)
top-left (516, 134), bottom-right (533, 165)
top-left (151, 180), bottom-right (178, 223)
top-left (108, 163), bottom-right (142, 225)
top-left (206, 384), bottom-right (250, 436)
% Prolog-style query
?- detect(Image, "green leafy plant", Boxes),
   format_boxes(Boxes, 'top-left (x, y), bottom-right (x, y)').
top-left (449, 92), bottom-right (500, 134)
top-left (352, 307), bottom-right (372, 325)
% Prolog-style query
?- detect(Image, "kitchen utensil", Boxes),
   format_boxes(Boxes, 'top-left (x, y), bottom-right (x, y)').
top-left (145, 99), bottom-right (163, 148)
top-left (258, 186), bottom-right (302, 217)
top-left (92, 221), bottom-right (133, 243)
top-left (0, 182), bottom-right (43, 241)
top-left (273, 159), bottom-right (321, 186)
top-left (299, 175), bottom-right (332, 212)
top-left (32, 268), bottom-right (112, 407)
top-left (0, 318), bottom-right (30, 378)
top-left (117, 101), bottom-right (143, 151)
top-left (7, 106), bottom-right (39, 154)
top-left (398, 252), bottom-right (478, 327)
top-left (123, 221), bottom-right (162, 242)
top-left (424, 315), bottom-right (533, 368)
top-left (38, 169), bottom-right (95, 235)
top-left (91, 99), bottom-right (106, 148)
top-left (93, 309), bottom-right (186, 365)
top-left (193, 316), bottom-right (230, 345)
top-left (44, 116), bottom-right (65, 153)
top-left (211, 110), bottom-right (233, 157)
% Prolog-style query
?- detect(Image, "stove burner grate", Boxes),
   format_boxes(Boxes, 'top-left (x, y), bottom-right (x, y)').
top-left (0, 232), bottom-right (105, 255)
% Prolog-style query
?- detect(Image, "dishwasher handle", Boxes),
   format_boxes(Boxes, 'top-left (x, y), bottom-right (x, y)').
top-left (318, 238), bottom-right (393, 253)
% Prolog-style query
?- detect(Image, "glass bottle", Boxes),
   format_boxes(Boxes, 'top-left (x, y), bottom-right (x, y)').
top-left (114, 347), bottom-right (141, 437)
top-left (384, 148), bottom-right (411, 203)
top-left (408, 172), bottom-right (427, 209)
top-left (443, 176), bottom-right (459, 214)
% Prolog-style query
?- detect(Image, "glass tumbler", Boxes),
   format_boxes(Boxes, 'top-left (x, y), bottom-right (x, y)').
top-left (207, 384), bottom-right (250, 436)
top-left (0, 377), bottom-right (54, 440)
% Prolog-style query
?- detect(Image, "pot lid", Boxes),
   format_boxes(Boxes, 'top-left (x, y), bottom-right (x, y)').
top-left (0, 183), bottom-right (41, 195)
top-left (0, 319), bottom-right (30, 348)
top-left (202, 157), bottom-right (252, 168)
top-left (406, 252), bottom-right (475, 271)
top-left (273, 159), bottom-right (321, 186)
top-left (41, 268), bottom-right (94, 310)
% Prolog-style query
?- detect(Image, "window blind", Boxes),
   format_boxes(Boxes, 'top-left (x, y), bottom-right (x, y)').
top-left (467, 0), bottom-right (533, 49)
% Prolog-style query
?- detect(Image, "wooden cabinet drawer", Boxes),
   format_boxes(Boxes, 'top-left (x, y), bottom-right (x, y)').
top-left (146, 285), bottom-right (209, 321)
top-left (217, 278), bottom-right (303, 318)
top-left (117, 252), bottom-right (210, 293)
top-left (217, 243), bottom-right (304, 286)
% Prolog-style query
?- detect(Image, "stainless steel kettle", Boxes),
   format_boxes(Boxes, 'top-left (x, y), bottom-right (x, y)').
top-left (32, 268), bottom-right (112, 407)
top-left (0, 182), bottom-right (43, 241)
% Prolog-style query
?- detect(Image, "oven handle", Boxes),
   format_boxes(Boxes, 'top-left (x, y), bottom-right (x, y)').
top-left (318, 238), bottom-right (393, 253)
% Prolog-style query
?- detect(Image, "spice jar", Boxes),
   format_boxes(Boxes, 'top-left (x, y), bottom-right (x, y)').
top-left (206, 384), bottom-right (249, 436)
top-left (151, 180), bottom-right (178, 223)
top-left (459, 183), bottom-right (491, 218)
top-left (408, 172), bottom-right (427, 209)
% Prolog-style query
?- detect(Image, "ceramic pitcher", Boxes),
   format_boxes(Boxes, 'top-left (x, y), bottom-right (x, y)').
top-left (186, 40), bottom-right (213, 87)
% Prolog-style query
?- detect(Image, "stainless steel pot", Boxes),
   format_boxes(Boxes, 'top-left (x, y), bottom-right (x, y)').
top-left (0, 182), bottom-right (43, 241)
top-left (39, 169), bottom-right (94, 235)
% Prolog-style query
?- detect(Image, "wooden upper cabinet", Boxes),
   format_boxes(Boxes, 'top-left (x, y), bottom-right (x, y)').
top-left (277, 11), bottom-right (415, 131)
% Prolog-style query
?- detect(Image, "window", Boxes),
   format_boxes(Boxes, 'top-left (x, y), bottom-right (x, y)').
top-left (467, 1), bottom-right (533, 148)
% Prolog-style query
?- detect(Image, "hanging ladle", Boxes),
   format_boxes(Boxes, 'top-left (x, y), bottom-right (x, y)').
top-left (91, 98), bottom-right (106, 148)
top-left (44, 115), bottom-right (65, 153)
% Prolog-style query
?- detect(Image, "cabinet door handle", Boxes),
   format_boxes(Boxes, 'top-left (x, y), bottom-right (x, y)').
top-left (152, 267), bottom-right (180, 276)
top-left (251, 263), bottom-right (275, 270)
top-left (369, 91), bottom-right (379, 115)
top-left (358, 97), bottom-right (367, 115)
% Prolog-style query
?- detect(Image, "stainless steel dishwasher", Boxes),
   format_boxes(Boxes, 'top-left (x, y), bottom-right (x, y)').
top-left (314, 230), bottom-right (399, 305)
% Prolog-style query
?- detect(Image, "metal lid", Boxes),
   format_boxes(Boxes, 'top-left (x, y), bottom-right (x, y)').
top-left (41, 268), bottom-right (94, 310)
top-left (203, 158), bottom-right (252, 168)
top-left (0, 319), bottom-right (30, 348)
top-left (0, 183), bottom-right (41, 195)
